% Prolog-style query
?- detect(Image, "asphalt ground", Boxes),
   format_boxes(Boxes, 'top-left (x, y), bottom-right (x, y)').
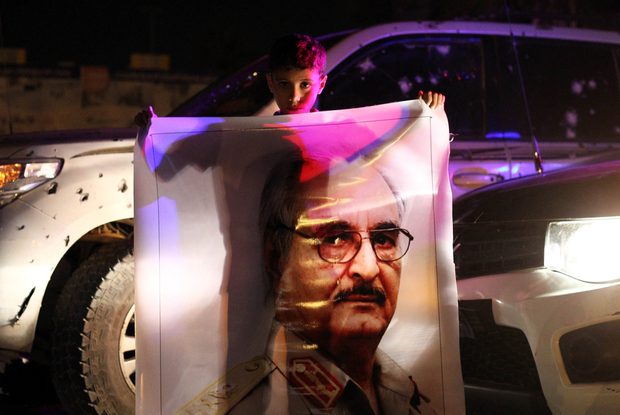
top-left (0, 360), bottom-right (68, 415)
top-left (0, 360), bottom-right (551, 415)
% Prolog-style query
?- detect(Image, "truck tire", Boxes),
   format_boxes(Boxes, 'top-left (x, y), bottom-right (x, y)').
top-left (51, 242), bottom-right (136, 415)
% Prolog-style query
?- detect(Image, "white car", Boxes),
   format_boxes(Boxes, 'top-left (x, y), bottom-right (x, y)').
top-left (0, 21), bottom-right (619, 414)
top-left (455, 159), bottom-right (620, 415)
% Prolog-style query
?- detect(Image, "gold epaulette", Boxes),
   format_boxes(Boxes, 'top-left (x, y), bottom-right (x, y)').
top-left (176, 356), bottom-right (275, 415)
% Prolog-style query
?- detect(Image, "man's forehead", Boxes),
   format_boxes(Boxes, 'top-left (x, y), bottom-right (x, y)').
top-left (297, 167), bottom-right (399, 225)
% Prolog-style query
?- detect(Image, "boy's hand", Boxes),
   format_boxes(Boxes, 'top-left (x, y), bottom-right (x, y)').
top-left (134, 105), bottom-right (158, 128)
top-left (419, 91), bottom-right (445, 109)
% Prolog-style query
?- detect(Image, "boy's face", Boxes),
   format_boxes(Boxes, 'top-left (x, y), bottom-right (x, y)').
top-left (267, 67), bottom-right (327, 114)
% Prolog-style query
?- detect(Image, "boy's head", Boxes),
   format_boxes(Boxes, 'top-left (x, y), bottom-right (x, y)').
top-left (268, 34), bottom-right (327, 75)
top-left (267, 34), bottom-right (327, 115)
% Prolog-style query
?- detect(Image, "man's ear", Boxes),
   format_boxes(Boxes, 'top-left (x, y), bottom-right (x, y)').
top-left (266, 73), bottom-right (275, 93)
top-left (318, 75), bottom-right (327, 94)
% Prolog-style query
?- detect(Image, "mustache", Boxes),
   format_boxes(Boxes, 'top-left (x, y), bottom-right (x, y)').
top-left (334, 284), bottom-right (386, 305)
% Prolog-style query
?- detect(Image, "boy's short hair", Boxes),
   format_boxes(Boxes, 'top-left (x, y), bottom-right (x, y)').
top-left (268, 34), bottom-right (327, 76)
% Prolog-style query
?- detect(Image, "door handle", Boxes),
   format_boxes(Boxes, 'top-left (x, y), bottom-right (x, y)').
top-left (452, 170), bottom-right (504, 189)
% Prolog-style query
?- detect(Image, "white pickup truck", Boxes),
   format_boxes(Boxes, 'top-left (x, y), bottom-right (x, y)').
top-left (1, 21), bottom-right (619, 414)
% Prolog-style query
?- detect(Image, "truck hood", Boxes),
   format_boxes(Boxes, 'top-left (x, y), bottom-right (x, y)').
top-left (453, 159), bottom-right (620, 223)
top-left (0, 127), bottom-right (137, 146)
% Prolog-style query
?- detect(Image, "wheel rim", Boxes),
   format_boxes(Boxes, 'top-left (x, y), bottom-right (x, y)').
top-left (119, 304), bottom-right (136, 392)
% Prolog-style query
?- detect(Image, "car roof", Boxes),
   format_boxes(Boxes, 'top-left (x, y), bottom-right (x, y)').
top-left (326, 21), bottom-right (620, 72)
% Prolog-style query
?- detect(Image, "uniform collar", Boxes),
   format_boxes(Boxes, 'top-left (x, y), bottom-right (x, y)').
top-left (266, 322), bottom-right (421, 414)
top-left (374, 349), bottom-right (417, 400)
top-left (267, 322), bottom-right (350, 410)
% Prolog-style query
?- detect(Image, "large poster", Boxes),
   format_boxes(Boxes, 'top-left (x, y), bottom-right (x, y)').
top-left (134, 100), bottom-right (464, 414)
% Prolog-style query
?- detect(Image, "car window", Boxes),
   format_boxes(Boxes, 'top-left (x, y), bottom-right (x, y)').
top-left (515, 38), bottom-right (620, 143)
top-left (484, 36), bottom-right (531, 142)
top-left (319, 36), bottom-right (485, 139)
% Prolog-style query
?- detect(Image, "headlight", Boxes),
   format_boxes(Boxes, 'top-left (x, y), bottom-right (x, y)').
top-left (0, 159), bottom-right (63, 207)
top-left (545, 217), bottom-right (620, 283)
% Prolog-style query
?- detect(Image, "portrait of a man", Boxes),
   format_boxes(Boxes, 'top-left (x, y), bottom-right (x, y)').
top-left (212, 155), bottom-right (432, 414)
top-left (135, 101), bottom-right (462, 415)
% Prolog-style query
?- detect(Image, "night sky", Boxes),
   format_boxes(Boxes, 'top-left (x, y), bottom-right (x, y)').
top-left (1, 1), bottom-right (618, 76)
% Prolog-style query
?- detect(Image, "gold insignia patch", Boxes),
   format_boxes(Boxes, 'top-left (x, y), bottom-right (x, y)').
top-left (176, 356), bottom-right (275, 415)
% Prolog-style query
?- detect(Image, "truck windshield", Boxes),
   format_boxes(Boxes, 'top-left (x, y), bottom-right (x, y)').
top-left (168, 56), bottom-right (271, 117)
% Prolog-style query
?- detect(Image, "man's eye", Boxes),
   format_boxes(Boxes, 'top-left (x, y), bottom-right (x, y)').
top-left (372, 232), bottom-right (396, 248)
top-left (300, 82), bottom-right (311, 89)
top-left (277, 81), bottom-right (289, 87)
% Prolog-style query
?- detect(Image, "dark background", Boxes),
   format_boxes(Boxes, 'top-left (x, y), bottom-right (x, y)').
top-left (1, 0), bottom-right (618, 76)
top-left (0, 0), bottom-right (618, 413)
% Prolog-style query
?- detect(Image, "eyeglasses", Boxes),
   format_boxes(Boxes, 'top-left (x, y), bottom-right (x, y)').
top-left (279, 225), bottom-right (413, 264)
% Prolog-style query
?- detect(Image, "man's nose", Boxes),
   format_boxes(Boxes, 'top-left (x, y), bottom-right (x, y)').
top-left (347, 238), bottom-right (380, 280)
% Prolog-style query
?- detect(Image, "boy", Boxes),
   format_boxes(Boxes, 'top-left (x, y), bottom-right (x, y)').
top-left (266, 33), bottom-right (444, 114)
top-left (266, 33), bottom-right (327, 115)
top-left (134, 34), bottom-right (325, 126)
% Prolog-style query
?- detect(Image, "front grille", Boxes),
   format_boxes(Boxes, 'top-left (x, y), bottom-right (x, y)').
top-left (453, 221), bottom-right (548, 278)
top-left (459, 300), bottom-right (543, 390)
top-left (460, 300), bottom-right (552, 414)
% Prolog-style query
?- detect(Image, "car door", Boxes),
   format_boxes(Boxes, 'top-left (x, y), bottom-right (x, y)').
top-left (317, 34), bottom-right (508, 198)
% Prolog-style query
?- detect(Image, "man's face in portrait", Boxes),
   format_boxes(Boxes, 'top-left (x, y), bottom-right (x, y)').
top-left (274, 166), bottom-right (405, 349)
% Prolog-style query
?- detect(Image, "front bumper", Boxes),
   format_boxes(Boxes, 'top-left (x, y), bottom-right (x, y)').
top-left (458, 267), bottom-right (620, 415)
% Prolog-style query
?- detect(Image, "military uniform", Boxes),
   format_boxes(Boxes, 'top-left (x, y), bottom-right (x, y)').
top-left (177, 323), bottom-right (435, 415)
